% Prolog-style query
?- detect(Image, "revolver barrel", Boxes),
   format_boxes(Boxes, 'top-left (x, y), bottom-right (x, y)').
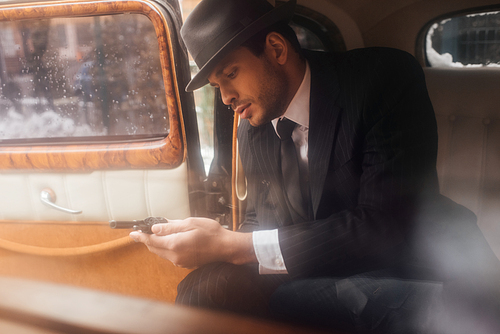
top-left (109, 217), bottom-right (168, 234)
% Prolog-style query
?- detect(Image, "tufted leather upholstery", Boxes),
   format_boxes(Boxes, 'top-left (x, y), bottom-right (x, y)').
top-left (0, 162), bottom-right (190, 222)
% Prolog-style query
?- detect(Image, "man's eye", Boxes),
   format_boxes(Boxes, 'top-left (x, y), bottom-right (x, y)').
top-left (227, 70), bottom-right (237, 79)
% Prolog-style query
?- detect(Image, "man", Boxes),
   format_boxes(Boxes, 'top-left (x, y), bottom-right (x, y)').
top-left (130, 0), bottom-right (500, 332)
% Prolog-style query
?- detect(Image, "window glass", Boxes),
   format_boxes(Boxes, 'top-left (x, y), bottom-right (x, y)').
top-left (192, 72), bottom-right (215, 174)
top-left (182, 0), bottom-right (215, 174)
top-left (426, 11), bottom-right (500, 67)
top-left (291, 23), bottom-right (326, 51)
top-left (0, 14), bottom-right (168, 142)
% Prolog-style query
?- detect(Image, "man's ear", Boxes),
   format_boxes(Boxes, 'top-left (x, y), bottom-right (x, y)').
top-left (265, 32), bottom-right (288, 65)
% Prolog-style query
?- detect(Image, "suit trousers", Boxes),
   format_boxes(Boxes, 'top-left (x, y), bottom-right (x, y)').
top-left (176, 262), bottom-right (290, 318)
top-left (269, 274), bottom-right (443, 333)
top-left (176, 263), bottom-right (442, 332)
top-left (176, 263), bottom-right (500, 333)
top-left (270, 274), bottom-right (500, 334)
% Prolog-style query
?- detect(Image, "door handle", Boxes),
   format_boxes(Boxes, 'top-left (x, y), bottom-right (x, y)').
top-left (40, 188), bottom-right (83, 214)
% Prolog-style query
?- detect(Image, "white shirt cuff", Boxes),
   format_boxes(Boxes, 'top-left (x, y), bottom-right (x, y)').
top-left (252, 229), bottom-right (288, 275)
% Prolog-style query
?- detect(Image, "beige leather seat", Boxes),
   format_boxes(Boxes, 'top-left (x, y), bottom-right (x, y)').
top-left (424, 68), bottom-right (500, 259)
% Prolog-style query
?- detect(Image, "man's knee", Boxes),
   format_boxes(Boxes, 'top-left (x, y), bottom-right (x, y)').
top-left (176, 262), bottom-right (235, 308)
top-left (175, 262), bottom-right (276, 316)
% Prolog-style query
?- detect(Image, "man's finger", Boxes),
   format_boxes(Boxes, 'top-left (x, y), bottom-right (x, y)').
top-left (129, 231), bottom-right (172, 251)
top-left (130, 230), bottom-right (170, 246)
top-left (151, 219), bottom-right (191, 235)
top-left (129, 231), bottom-right (149, 244)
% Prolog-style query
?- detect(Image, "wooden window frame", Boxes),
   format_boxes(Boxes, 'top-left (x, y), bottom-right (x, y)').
top-left (0, 0), bottom-right (185, 171)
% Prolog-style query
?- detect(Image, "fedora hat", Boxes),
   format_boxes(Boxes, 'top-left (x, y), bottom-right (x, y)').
top-left (181, 0), bottom-right (296, 92)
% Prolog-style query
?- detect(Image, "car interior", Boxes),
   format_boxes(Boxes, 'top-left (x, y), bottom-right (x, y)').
top-left (0, 0), bottom-right (498, 332)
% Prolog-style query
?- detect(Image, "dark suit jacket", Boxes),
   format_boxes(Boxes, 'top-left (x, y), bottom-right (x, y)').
top-left (238, 48), bottom-right (497, 281)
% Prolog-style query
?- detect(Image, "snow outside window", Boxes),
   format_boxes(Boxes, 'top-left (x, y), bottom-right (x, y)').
top-left (426, 11), bottom-right (500, 68)
top-left (0, 14), bottom-right (169, 142)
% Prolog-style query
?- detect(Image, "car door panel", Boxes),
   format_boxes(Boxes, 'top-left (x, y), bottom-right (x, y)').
top-left (0, 0), bottom-right (199, 302)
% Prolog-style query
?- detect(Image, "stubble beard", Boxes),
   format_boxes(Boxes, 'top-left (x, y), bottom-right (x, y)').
top-left (250, 58), bottom-right (289, 127)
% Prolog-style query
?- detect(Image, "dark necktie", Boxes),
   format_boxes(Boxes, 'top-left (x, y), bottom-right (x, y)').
top-left (277, 118), bottom-right (308, 221)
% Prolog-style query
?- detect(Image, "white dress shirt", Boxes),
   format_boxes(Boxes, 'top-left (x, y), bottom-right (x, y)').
top-left (252, 62), bottom-right (311, 274)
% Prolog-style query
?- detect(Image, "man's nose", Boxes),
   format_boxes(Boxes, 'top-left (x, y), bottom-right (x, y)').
top-left (219, 86), bottom-right (237, 107)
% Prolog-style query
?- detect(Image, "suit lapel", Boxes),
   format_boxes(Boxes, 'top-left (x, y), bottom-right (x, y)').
top-left (306, 51), bottom-right (342, 217)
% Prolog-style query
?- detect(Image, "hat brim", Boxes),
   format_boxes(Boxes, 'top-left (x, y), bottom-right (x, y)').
top-left (185, 0), bottom-right (296, 92)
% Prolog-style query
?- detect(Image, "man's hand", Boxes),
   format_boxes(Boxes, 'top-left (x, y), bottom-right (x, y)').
top-left (129, 217), bottom-right (257, 268)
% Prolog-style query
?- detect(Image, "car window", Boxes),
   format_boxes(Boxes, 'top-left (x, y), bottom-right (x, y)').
top-left (425, 10), bottom-right (500, 67)
top-left (0, 14), bottom-right (168, 143)
top-left (181, 0), bottom-right (215, 173)
top-left (0, 1), bottom-right (185, 170)
top-left (290, 3), bottom-right (346, 53)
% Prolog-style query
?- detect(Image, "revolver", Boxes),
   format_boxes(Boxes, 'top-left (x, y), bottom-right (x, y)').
top-left (109, 216), bottom-right (168, 234)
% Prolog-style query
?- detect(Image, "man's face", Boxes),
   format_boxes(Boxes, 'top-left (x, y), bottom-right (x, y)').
top-left (208, 46), bottom-right (288, 127)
